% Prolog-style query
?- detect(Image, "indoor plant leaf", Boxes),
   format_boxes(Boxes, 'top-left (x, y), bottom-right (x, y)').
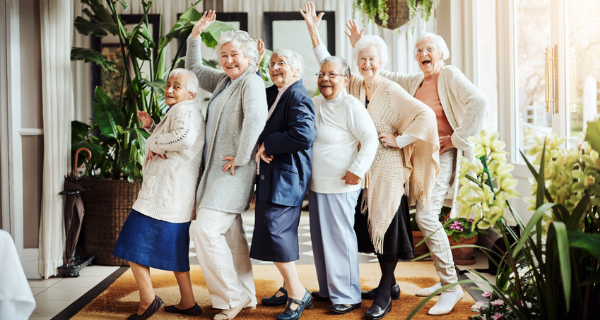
top-left (70, 48), bottom-right (117, 72)
top-left (569, 231), bottom-right (600, 261)
top-left (93, 86), bottom-right (126, 140)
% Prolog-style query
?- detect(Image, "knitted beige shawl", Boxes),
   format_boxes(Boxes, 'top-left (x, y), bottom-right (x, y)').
top-left (348, 75), bottom-right (440, 252)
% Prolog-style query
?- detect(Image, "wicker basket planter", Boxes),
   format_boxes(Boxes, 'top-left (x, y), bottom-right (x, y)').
top-left (373, 0), bottom-right (411, 30)
top-left (79, 178), bottom-right (141, 266)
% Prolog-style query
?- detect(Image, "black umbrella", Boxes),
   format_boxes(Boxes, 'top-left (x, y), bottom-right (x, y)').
top-left (60, 148), bottom-right (91, 267)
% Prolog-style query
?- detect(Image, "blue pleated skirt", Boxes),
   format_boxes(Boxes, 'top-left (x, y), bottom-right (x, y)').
top-left (113, 209), bottom-right (191, 272)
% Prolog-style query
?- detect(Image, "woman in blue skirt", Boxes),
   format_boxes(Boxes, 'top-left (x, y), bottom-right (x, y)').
top-left (251, 48), bottom-right (316, 320)
top-left (113, 69), bottom-right (205, 320)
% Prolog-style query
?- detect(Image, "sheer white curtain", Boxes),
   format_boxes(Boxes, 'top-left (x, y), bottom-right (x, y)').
top-left (38, 0), bottom-right (74, 279)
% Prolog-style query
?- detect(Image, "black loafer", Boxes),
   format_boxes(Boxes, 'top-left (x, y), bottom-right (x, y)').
top-left (365, 298), bottom-right (392, 320)
top-left (310, 291), bottom-right (330, 301)
top-left (128, 296), bottom-right (165, 320)
top-left (164, 303), bottom-right (203, 316)
top-left (361, 284), bottom-right (401, 300)
top-left (262, 287), bottom-right (289, 306)
top-left (330, 302), bottom-right (361, 314)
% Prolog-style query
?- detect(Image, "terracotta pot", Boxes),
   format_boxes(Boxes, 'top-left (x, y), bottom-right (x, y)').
top-left (448, 234), bottom-right (479, 265)
top-left (412, 231), bottom-right (479, 265)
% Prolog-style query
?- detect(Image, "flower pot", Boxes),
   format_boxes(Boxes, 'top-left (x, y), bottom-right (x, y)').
top-left (373, 0), bottom-right (411, 30)
top-left (448, 234), bottom-right (479, 265)
top-left (412, 231), bottom-right (430, 259)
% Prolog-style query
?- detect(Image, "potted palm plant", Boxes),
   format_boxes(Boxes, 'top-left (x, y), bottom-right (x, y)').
top-left (353, 0), bottom-right (435, 30)
top-left (69, 0), bottom-right (268, 265)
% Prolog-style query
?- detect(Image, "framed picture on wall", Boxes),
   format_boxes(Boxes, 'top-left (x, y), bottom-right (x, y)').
top-left (263, 11), bottom-right (335, 96)
top-left (176, 12), bottom-right (249, 68)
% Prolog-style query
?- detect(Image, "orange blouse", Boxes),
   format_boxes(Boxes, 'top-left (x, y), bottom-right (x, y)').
top-left (414, 73), bottom-right (454, 138)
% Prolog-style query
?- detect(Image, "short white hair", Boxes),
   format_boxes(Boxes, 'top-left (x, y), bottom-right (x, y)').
top-left (415, 33), bottom-right (450, 61)
top-left (215, 30), bottom-right (259, 66)
top-left (353, 35), bottom-right (389, 67)
top-left (168, 68), bottom-right (199, 94)
top-left (271, 48), bottom-right (306, 79)
top-left (319, 56), bottom-right (351, 78)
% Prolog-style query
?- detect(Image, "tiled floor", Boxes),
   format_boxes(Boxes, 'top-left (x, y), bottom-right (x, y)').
top-left (26, 208), bottom-right (492, 319)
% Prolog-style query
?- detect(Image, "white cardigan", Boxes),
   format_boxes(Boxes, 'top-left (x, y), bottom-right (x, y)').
top-left (309, 91), bottom-right (379, 194)
top-left (379, 67), bottom-right (488, 206)
top-left (132, 99), bottom-right (205, 223)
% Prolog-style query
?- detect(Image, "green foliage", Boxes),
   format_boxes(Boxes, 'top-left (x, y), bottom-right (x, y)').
top-left (353, 0), bottom-right (435, 29)
top-left (70, 0), bottom-right (240, 181)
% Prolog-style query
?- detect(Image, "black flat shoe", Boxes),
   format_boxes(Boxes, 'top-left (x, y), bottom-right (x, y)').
top-left (365, 298), bottom-right (392, 320)
top-left (262, 287), bottom-right (289, 306)
top-left (128, 296), bottom-right (165, 320)
top-left (310, 291), bottom-right (329, 301)
top-left (277, 289), bottom-right (314, 320)
top-left (329, 302), bottom-right (361, 314)
top-left (164, 303), bottom-right (203, 316)
top-left (361, 284), bottom-right (401, 300)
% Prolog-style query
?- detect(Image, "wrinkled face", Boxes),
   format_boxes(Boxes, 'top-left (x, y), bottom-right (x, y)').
top-left (165, 73), bottom-right (195, 106)
top-left (220, 41), bottom-right (251, 80)
top-left (415, 38), bottom-right (443, 76)
top-left (357, 45), bottom-right (381, 79)
top-left (318, 62), bottom-right (348, 100)
top-left (269, 54), bottom-right (297, 88)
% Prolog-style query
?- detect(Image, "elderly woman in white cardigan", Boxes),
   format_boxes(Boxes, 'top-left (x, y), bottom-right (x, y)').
top-left (347, 23), bottom-right (489, 315)
top-left (302, 3), bottom-right (440, 320)
top-left (185, 11), bottom-right (268, 320)
top-left (113, 68), bottom-right (204, 320)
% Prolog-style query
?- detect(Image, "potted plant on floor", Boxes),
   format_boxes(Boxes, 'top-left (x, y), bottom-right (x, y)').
top-left (353, 0), bottom-right (435, 30)
top-left (70, 0), bottom-right (267, 265)
top-left (407, 126), bottom-right (600, 319)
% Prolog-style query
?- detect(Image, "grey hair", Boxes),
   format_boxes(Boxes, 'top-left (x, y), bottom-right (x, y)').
top-left (415, 33), bottom-right (450, 61)
top-left (352, 35), bottom-right (389, 67)
top-left (168, 68), bottom-right (199, 95)
top-left (319, 56), bottom-right (351, 78)
top-left (271, 48), bottom-right (306, 79)
top-left (215, 30), bottom-right (259, 65)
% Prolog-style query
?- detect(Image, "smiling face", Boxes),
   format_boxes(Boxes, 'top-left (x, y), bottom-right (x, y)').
top-left (415, 38), bottom-right (444, 77)
top-left (356, 45), bottom-right (381, 79)
top-left (220, 41), bottom-right (251, 80)
top-left (164, 73), bottom-right (196, 107)
top-left (269, 54), bottom-right (297, 88)
top-left (318, 62), bottom-right (348, 100)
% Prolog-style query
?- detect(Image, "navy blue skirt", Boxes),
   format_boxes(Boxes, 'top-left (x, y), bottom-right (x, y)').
top-left (250, 200), bottom-right (302, 262)
top-left (113, 209), bottom-right (191, 272)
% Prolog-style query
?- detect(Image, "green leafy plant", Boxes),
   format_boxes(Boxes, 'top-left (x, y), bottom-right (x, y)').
top-left (407, 125), bottom-right (600, 319)
top-left (410, 207), bottom-right (482, 241)
top-left (70, 0), bottom-right (262, 181)
top-left (353, 0), bottom-right (435, 29)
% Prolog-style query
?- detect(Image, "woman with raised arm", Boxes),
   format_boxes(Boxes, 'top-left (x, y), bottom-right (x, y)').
top-left (301, 3), bottom-right (440, 319)
top-left (346, 20), bottom-right (488, 316)
top-left (185, 11), bottom-right (268, 320)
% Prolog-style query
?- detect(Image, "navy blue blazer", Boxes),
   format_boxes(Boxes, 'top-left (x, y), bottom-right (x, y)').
top-left (256, 80), bottom-right (316, 207)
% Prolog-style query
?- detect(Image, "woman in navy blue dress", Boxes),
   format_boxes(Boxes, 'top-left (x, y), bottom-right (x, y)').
top-left (250, 48), bottom-right (316, 320)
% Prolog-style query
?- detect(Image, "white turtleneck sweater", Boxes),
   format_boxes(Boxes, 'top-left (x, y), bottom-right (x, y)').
top-left (309, 90), bottom-right (378, 194)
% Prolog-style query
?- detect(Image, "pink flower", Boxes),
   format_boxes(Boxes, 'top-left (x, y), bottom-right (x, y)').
top-left (490, 299), bottom-right (505, 306)
top-left (526, 301), bottom-right (532, 308)
top-left (491, 313), bottom-right (504, 320)
top-left (482, 291), bottom-right (492, 298)
top-left (471, 301), bottom-right (485, 310)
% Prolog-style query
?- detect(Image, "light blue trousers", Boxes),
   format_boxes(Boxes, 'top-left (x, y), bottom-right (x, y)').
top-left (308, 189), bottom-right (362, 305)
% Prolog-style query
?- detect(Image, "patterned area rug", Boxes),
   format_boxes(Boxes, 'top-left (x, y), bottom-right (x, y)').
top-left (72, 262), bottom-right (476, 319)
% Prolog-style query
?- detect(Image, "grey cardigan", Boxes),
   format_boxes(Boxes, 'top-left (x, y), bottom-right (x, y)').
top-left (186, 38), bottom-right (268, 213)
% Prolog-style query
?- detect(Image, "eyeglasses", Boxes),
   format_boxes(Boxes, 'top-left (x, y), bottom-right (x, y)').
top-left (316, 72), bottom-right (347, 79)
top-left (415, 47), bottom-right (436, 55)
top-left (269, 61), bottom-right (289, 69)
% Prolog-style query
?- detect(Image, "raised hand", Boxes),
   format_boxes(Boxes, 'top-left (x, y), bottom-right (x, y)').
top-left (191, 10), bottom-right (216, 39)
top-left (299, 2), bottom-right (324, 33)
top-left (137, 110), bottom-right (153, 129)
top-left (345, 20), bottom-right (365, 48)
top-left (255, 39), bottom-right (266, 72)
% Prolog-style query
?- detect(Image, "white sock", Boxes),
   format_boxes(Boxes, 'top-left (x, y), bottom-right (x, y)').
top-left (415, 282), bottom-right (442, 296)
top-left (428, 287), bottom-right (464, 315)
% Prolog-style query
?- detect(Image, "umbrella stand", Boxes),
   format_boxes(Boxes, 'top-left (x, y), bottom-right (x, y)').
top-left (57, 148), bottom-right (95, 277)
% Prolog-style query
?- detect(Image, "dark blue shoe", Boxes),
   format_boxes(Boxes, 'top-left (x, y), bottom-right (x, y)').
top-left (262, 287), bottom-right (288, 306)
top-left (277, 289), bottom-right (314, 320)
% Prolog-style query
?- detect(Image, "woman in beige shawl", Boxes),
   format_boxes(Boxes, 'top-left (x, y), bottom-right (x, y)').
top-left (301, 3), bottom-right (439, 320)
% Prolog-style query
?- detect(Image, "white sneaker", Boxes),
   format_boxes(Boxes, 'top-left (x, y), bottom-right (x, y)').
top-left (427, 287), bottom-right (464, 316)
top-left (213, 296), bottom-right (252, 320)
top-left (415, 282), bottom-right (442, 297)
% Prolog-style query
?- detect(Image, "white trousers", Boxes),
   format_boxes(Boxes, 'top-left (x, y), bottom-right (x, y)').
top-left (193, 208), bottom-right (256, 309)
top-left (415, 149), bottom-right (458, 286)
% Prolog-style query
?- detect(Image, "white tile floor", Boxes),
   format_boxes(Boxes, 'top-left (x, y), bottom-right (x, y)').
top-left (27, 266), bottom-right (119, 319)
